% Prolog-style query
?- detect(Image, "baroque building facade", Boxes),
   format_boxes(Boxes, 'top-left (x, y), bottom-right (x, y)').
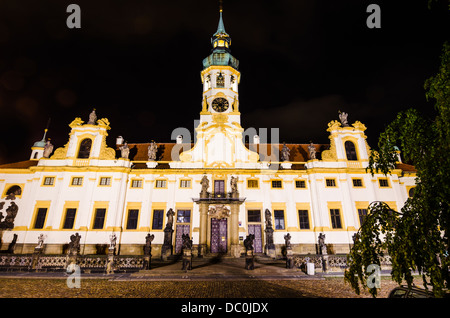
top-left (0, 11), bottom-right (416, 258)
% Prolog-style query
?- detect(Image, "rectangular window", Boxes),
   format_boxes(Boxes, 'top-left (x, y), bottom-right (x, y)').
top-left (155, 180), bottom-right (166, 188)
top-left (63, 208), bottom-right (77, 229)
top-left (247, 210), bottom-right (261, 223)
top-left (43, 177), bottom-right (54, 186)
top-left (71, 177), bottom-right (83, 186)
top-left (214, 180), bottom-right (225, 195)
top-left (274, 210), bottom-right (285, 230)
top-left (330, 209), bottom-right (342, 229)
top-left (358, 208), bottom-right (368, 226)
top-left (326, 179), bottom-right (336, 187)
top-left (180, 180), bottom-right (191, 188)
top-left (379, 179), bottom-right (389, 187)
top-left (152, 209), bottom-right (164, 230)
top-left (177, 210), bottom-right (191, 223)
top-left (126, 209), bottom-right (139, 230)
top-left (131, 180), bottom-right (142, 188)
top-left (295, 180), bottom-right (306, 188)
top-left (298, 210), bottom-right (310, 229)
top-left (247, 179), bottom-right (259, 188)
top-left (272, 180), bottom-right (282, 188)
top-left (93, 208), bottom-right (106, 229)
top-left (352, 179), bottom-right (363, 187)
top-left (34, 208), bottom-right (48, 229)
top-left (99, 177), bottom-right (111, 186)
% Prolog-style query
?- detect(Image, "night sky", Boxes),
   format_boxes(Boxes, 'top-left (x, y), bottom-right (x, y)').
top-left (0, 0), bottom-right (448, 164)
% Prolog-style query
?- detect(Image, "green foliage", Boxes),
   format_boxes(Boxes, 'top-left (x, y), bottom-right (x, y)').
top-left (345, 42), bottom-right (450, 297)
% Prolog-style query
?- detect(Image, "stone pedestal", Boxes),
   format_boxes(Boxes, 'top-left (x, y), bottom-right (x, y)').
top-left (182, 249), bottom-right (192, 271)
top-left (264, 228), bottom-right (275, 259)
top-left (30, 247), bottom-right (43, 270)
top-left (321, 254), bottom-right (329, 272)
top-left (143, 247), bottom-right (152, 270)
top-left (161, 227), bottom-right (173, 261)
top-left (146, 161), bottom-right (158, 168)
top-left (198, 203), bottom-right (208, 257)
top-left (245, 249), bottom-right (254, 270)
top-left (307, 262), bottom-right (315, 275)
top-left (230, 203), bottom-right (241, 258)
top-left (106, 247), bottom-right (115, 274)
top-left (285, 248), bottom-right (294, 269)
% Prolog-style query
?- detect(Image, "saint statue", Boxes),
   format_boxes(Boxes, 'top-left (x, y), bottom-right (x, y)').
top-left (120, 142), bottom-right (130, 159)
top-left (166, 208), bottom-right (175, 229)
top-left (230, 176), bottom-right (238, 194)
top-left (338, 111), bottom-right (349, 127)
top-left (265, 209), bottom-right (273, 228)
top-left (281, 142), bottom-right (290, 161)
top-left (87, 109), bottom-right (97, 125)
top-left (43, 140), bottom-right (54, 158)
top-left (200, 175), bottom-right (209, 193)
top-left (148, 141), bottom-right (158, 161)
top-left (37, 234), bottom-right (45, 248)
top-left (109, 233), bottom-right (117, 249)
top-left (308, 142), bottom-right (316, 160)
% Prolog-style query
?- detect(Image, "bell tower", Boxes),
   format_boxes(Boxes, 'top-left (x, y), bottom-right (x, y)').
top-left (171, 5), bottom-right (259, 169)
top-left (200, 5), bottom-right (241, 125)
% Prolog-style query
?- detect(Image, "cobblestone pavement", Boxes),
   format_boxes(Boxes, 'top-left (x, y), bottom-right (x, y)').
top-left (0, 277), bottom-right (419, 298)
top-left (0, 257), bottom-right (424, 298)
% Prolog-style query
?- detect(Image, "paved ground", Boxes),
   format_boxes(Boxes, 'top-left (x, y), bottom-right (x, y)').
top-left (0, 256), bottom-right (421, 299)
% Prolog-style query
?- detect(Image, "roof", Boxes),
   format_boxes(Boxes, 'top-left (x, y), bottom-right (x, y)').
top-left (396, 163), bottom-right (417, 172)
top-left (0, 160), bottom-right (39, 169)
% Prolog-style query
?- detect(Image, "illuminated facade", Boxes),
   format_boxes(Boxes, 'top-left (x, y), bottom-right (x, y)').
top-left (0, 10), bottom-right (416, 258)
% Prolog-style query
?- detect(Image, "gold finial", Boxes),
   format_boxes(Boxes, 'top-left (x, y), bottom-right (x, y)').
top-left (219, 0), bottom-right (223, 12)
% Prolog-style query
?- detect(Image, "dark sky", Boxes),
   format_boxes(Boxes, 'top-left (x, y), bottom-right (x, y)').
top-left (0, 0), bottom-right (448, 164)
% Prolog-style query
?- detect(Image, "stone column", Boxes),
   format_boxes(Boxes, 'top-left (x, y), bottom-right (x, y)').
top-left (198, 203), bottom-right (208, 257)
top-left (230, 203), bottom-right (240, 258)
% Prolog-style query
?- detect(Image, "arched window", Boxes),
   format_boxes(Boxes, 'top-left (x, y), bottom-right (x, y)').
top-left (408, 187), bottom-right (415, 198)
top-left (77, 138), bottom-right (92, 159)
top-left (345, 141), bottom-right (358, 161)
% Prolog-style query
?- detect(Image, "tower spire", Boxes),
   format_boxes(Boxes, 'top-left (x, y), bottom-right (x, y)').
top-left (212, 0), bottom-right (231, 50)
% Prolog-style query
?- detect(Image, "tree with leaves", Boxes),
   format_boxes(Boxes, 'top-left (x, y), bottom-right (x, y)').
top-left (344, 41), bottom-right (450, 298)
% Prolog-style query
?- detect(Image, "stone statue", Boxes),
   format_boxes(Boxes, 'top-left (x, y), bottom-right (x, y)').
top-left (87, 109), bottom-right (97, 125)
top-left (182, 234), bottom-right (193, 251)
top-left (284, 233), bottom-right (291, 249)
top-left (68, 233), bottom-right (81, 255)
top-left (338, 111), bottom-right (349, 127)
top-left (244, 234), bottom-right (255, 251)
top-left (43, 140), bottom-right (54, 158)
top-left (165, 208), bottom-right (175, 229)
top-left (109, 233), bottom-right (117, 249)
top-left (308, 142), bottom-right (316, 160)
top-left (318, 233), bottom-right (327, 255)
top-left (37, 234), bottom-right (45, 248)
top-left (120, 142), bottom-right (129, 159)
top-left (145, 233), bottom-right (154, 248)
top-left (230, 176), bottom-right (238, 194)
top-left (148, 141), bottom-right (158, 161)
top-left (144, 233), bottom-right (155, 258)
top-left (281, 142), bottom-right (290, 161)
top-left (200, 175), bottom-right (209, 193)
top-left (7, 233), bottom-right (18, 253)
top-left (265, 209), bottom-right (273, 228)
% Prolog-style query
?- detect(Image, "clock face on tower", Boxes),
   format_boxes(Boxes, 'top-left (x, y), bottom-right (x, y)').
top-left (211, 97), bottom-right (229, 112)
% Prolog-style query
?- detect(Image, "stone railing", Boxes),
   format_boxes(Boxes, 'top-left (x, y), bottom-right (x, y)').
top-left (292, 254), bottom-right (392, 272)
top-left (0, 254), bottom-right (147, 273)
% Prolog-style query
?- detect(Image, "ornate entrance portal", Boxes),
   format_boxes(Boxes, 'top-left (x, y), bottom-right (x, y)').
top-left (210, 218), bottom-right (227, 253)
